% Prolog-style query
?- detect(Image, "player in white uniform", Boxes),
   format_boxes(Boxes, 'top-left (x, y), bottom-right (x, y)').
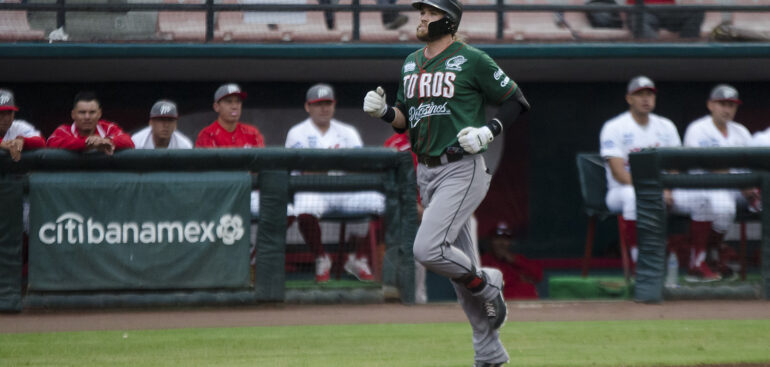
top-left (671, 84), bottom-right (754, 281)
top-left (751, 124), bottom-right (770, 146)
top-left (0, 89), bottom-right (47, 235)
top-left (0, 89), bottom-right (46, 161)
top-left (600, 76), bottom-right (682, 270)
top-left (286, 83), bottom-right (385, 282)
top-left (131, 100), bottom-right (193, 149)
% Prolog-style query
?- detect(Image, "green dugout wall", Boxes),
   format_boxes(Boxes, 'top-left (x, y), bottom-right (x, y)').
top-left (0, 148), bottom-right (418, 312)
top-left (630, 148), bottom-right (770, 303)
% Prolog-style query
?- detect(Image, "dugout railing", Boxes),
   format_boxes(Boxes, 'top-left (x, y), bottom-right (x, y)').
top-left (630, 147), bottom-right (770, 304)
top-left (2, 0), bottom-right (770, 42)
top-left (0, 148), bottom-right (418, 312)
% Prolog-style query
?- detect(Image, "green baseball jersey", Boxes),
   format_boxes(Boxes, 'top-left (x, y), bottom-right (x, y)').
top-left (395, 41), bottom-right (518, 157)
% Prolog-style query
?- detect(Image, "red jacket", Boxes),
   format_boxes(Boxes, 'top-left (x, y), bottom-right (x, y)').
top-left (195, 121), bottom-right (265, 148)
top-left (47, 120), bottom-right (134, 151)
top-left (18, 136), bottom-right (46, 149)
top-left (385, 132), bottom-right (421, 204)
top-left (481, 252), bottom-right (543, 300)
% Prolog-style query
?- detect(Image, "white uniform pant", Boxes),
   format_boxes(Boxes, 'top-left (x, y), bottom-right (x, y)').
top-left (606, 185), bottom-right (737, 233)
top-left (292, 191), bottom-right (385, 237)
top-left (606, 185), bottom-right (637, 220)
top-left (670, 189), bottom-right (737, 234)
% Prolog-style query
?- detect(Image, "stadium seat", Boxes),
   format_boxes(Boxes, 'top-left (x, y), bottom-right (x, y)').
top-left (157, 0), bottom-right (207, 42)
top-left (576, 153), bottom-right (632, 280)
top-left (215, 0), bottom-right (346, 42)
top-left (396, 0), bottom-right (499, 42)
top-left (336, 0), bottom-right (419, 42)
top-left (678, 0), bottom-right (731, 39)
top-left (560, 0), bottom-right (633, 41)
top-left (449, 0), bottom-right (499, 42)
top-left (0, 0), bottom-right (45, 42)
top-left (214, 0), bottom-right (290, 42)
top-left (504, 0), bottom-right (575, 42)
top-left (731, 0), bottom-right (770, 34)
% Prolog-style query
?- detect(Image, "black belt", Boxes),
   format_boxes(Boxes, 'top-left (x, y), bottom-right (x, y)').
top-left (418, 152), bottom-right (464, 168)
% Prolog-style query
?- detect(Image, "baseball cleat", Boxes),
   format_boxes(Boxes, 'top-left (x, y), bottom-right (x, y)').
top-left (344, 254), bottom-right (375, 281)
top-left (480, 267), bottom-right (507, 330)
top-left (315, 254), bottom-right (332, 283)
top-left (484, 291), bottom-right (507, 330)
top-left (474, 362), bottom-right (505, 367)
top-left (683, 262), bottom-right (721, 283)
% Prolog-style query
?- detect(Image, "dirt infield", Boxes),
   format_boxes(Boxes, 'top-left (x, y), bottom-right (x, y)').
top-left (2, 299), bottom-right (769, 334)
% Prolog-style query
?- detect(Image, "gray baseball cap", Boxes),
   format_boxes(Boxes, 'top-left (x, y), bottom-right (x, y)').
top-left (627, 76), bottom-right (656, 94)
top-left (214, 83), bottom-right (247, 102)
top-left (709, 84), bottom-right (741, 104)
top-left (150, 100), bottom-right (179, 119)
top-left (0, 89), bottom-right (19, 111)
top-left (306, 83), bottom-right (335, 104)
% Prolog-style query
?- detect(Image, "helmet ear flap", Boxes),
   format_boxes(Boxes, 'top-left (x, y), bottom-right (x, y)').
top-left (427, 15), bottom-right (456, 38)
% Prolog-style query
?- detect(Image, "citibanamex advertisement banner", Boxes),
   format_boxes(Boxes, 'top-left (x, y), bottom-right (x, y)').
top-left (28, 172), bottom-right (252, 291)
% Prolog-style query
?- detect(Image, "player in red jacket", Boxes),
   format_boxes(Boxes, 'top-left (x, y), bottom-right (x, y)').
top-left (0, 88), bottom-right (45, 161)
top-left (47, 91), bottom-right (134, 153)
top-left (195, 83), bottom-right (265, 148)
top-left (480, 222), bottom-right (543, 300)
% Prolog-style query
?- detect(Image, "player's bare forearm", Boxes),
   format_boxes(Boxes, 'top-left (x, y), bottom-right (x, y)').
top-left (607, 157), bottom-right (632, 185)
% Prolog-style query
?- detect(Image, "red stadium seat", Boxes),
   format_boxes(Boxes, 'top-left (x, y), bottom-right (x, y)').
top-left (0, 0), bottom-right (45, 42)
top-left (731, 0), bottom-right (770, 34)
top-left (214, 0), bottom-right (346, 42)
top-left (561, 0), bottom-right (633, 41)
top-left (504, 0), bottom-right (575, 42)
top-left (678, 0), bottom-right (730, 39)
top-left (337, 0), bottom-right (419, 42)
top-left (157, 0), bottom-right (207, 42)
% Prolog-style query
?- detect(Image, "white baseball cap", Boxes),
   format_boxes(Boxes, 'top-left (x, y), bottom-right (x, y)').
top-left (709, 84), bottom-right (741, 104)
top-left (627, 76), bottom-right (657, 94)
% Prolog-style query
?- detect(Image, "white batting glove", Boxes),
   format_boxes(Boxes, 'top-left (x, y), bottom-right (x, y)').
top-left (457, 126), bottom-right (494, 154)
top-left (363, 86), bottom-right (388, 118)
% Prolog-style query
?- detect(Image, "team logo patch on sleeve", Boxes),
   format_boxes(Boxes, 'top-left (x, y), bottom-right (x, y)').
top-left (446, 56), bottom-right (467, 71)
top-left (404, 62), bottom-right (416, 73)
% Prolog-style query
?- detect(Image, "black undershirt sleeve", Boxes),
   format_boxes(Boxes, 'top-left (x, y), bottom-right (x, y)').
top-left (486, 88), bottom-right (530, 137)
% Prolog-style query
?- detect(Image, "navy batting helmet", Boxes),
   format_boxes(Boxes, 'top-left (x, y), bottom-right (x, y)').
top-left (412, 0), bottom-right (463, 35)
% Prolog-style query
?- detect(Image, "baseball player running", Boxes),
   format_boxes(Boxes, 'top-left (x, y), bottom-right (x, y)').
top-left (363, 1), bottom-right (530, 365)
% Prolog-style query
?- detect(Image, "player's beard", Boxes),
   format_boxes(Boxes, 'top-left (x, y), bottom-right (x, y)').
top-left (416, 24), bottom-right (439, 42)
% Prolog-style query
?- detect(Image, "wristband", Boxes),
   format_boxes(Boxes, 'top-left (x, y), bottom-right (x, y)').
top-left (381, 106), bottom-right (396, 124)
top-left (485, 119), bottom-right (503, 137)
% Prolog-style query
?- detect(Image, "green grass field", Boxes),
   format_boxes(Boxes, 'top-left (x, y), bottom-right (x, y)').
top-left (2, 319), bottom-right (769, 367)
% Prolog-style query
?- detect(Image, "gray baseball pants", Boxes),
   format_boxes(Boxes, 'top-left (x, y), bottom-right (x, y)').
top-left (414, 154), bottom-right (509, 364)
